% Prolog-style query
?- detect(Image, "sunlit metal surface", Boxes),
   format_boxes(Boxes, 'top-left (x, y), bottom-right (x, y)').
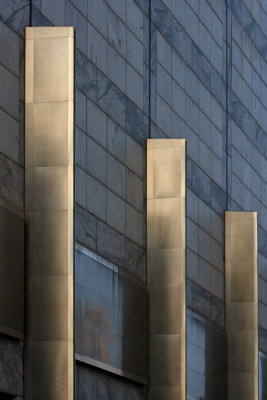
top-left (147, 139), bottom-right (186, 400)
top-left (25, 27), bottom-right (74, 400)
top-left (225, 212), bottom-right (258, 400)
top-left (0, 203), bottom-right (24, 339)
top-left (187, 310), bottom-right (227, 400)
top-left (75, 244), bottom-right (148, 384)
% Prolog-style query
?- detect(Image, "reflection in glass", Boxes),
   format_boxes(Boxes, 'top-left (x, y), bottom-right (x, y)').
top-left (259, 352), bottom-right (267, 400)
top-left (187, 310), bottom-right (227, 400)
top-left (75, 244), bottom-right (148, 383)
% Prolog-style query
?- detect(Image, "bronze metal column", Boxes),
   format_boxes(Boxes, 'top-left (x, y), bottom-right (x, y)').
top-left (25, 27), bottom-right (74, 400)
top-left (225, 211), bottom-right (258, 400)
top-left (147, 139), bottom-right (186, 400)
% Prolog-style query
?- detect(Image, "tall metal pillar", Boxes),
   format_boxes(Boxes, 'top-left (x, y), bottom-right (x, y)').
top-left (225, 212), bottom-right (258, 400)
top-left (25, 27), bottom-right (74, 400)
top-left (147, 139), bottom-right (186, 400)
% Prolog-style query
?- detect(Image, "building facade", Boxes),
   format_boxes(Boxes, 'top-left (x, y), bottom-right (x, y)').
top-left (0, 0), bottom-right (267, 399)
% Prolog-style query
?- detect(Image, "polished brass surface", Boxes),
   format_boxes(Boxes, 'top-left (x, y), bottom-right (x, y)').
top-left (0, 204), bottom-right (24, 339)
top-left (75, 244), bottom-right (148, 384)
top-left (25, 27), bottom-right (74, 400)
top-left (225, 212), bottom-right (258, 400)
top-left (147, 139), bottom-right (186, 400)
